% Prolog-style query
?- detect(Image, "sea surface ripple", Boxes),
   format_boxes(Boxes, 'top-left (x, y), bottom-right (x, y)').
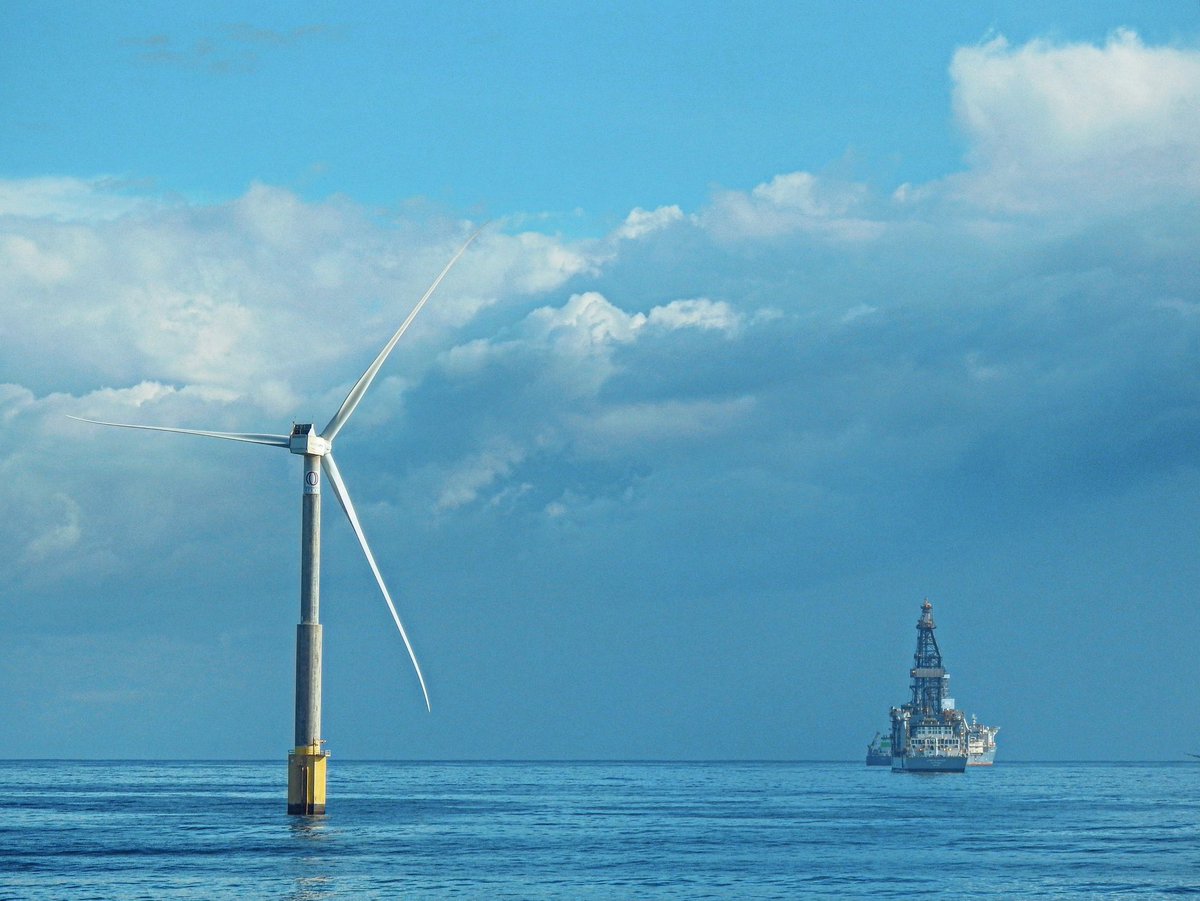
top-left (3, 760), bottom-right (1198, 899)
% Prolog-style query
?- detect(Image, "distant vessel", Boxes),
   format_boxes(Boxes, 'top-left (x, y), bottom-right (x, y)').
top-left (866, 732), bottom-right (892, 766)
top-left (966, 716), bottom-right (999, 766)
top-left (887, 599), bottom-right (1000, 773)
top-left (890, 711), bottom-right (967, 772)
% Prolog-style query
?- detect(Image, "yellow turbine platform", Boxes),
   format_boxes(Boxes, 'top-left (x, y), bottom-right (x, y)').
top-left (287, 742), bottom-right (329, 815)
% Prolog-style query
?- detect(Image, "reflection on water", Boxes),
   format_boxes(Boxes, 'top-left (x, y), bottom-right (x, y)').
top-left (289, 874), bottom-right (334, 901)
top-left (289, 815), bottom-right (336, 900)
top-left (288, 816), bottom-right (331, 841)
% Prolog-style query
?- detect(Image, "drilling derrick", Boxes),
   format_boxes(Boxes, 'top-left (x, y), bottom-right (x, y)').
top-left (889, 599), bottom-right (968, 773)
top-left (909, 600), bottom-right (946, 717)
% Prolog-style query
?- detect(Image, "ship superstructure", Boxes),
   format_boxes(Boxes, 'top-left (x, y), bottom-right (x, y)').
top-left (889, 600), bottom-right (968, 773)
top-left (866, 732), bottom-right (892, 766)
top-left (966, 716), bottom-right (999, 766)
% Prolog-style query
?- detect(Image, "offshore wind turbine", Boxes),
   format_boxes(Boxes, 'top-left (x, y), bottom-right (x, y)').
top-left (72, 230), bottom-right (480, 815)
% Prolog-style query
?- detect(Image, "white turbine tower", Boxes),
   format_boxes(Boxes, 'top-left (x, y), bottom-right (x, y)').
top-left (71, 230), bottom-right (480, 815)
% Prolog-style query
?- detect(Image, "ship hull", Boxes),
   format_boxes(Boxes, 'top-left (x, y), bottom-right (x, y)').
top-left (891, 754), bottom-right (967, 774)
top-left (967, 749), bottom-right (996, 766)
top-left (866, 752), bottom-right (891, 766)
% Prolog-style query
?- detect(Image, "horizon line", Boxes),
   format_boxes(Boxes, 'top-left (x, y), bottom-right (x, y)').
top-left (5, 757), bottom-right (1195, 765)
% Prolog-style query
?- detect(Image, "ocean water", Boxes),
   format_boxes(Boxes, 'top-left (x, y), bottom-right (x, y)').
top-left (3, 761), bottom-right (1198, 899)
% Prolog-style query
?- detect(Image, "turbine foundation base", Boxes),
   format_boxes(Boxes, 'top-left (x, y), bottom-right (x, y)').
top-left (287, 743), bottom-right (329, 816)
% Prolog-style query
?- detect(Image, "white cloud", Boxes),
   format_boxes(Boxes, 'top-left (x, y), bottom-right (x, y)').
top-left (470, 228), bottom-right (596, 299)
top-left (0, 176), bottom-right (160, 221)
top-left (646, 298), bottom-right (740, 335)
top-left (752, 172), bottom-right (838, 215)
top-left (0, 180), bottom-right (591, 412)
top-left (501, 292), bottom-right (741, 355)
top-left (700, 32), bottom-right (1200, 227)
top-left (1, 234), bottom-right (76, 285)
top-left (948, 30), bottom-right (1200, 212)
top-left (616, 205), bottom-right (686, 240)
top-left (440, 292), bottom-right (643, 398)
top-left (440, 292), bottom-right (747, 408)
top-left (23, 494), bottom-right (82, 563)
top-left (74, 381), bottom-right (242, 418)
top-left (702, 171), bottom-right (886, 241)
top-left (426, 291), bottom-right (759, 510)
top-left (436, 440), bottom-right (527, 511)
top-left (526, 291), bottom-right (646, 349)
top-left (0, 383), bottom-right (35, 422)
top-left (4, 29), bottom-right (1200, 763)
top-left (84, 380), bottom-right (180, 409)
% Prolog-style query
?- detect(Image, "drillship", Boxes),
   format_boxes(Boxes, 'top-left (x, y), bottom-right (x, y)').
top-left (889, 599), bottom-right (970, 773)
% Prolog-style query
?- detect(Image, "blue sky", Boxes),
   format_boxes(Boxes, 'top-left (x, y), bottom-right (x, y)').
top-left (2, 2), bottom-right (1199, 761)
top-left (8, 1), bottom-right (1193, 220)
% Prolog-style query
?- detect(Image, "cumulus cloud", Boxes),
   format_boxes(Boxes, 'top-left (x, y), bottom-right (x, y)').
top-left (441, 291), bottom-right (746, 403)
top-left (615, 205), bottom-right (686, 240)
top-left (0, 176), bottom-right (159, 221)
top-left (426, 289), bottom-right (757, 510)
top-left (525, 291), bottom-right (646, 352)
top-left (646, 299), bottom-right (740, 334)
top-left (0, 180), bottom-right (592, 409)
top-left (5, 32), bottom-right (1196, 551)
top-left (0, 181), bottom-right (611, 591)
top-left (701, 171), bottom-right (886, 241)
top-left (697, 31), bottom-right (1200, 231)
top-left (3, 29), bottom-right (1200, 762)
top-left (440, 292), bottom-right (638, 401)
top-left (510, 292), bottom-right (739, 351)
top-left (948, 29), bottom-right (1200, 212)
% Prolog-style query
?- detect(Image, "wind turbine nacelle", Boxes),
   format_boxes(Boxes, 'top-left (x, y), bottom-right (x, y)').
top-left (289, 424), bottom-right (330, 456)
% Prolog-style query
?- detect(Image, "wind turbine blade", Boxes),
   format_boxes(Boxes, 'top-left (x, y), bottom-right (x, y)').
top-left (321, 226), bottom-right (484, 442)
top-left (68, 415), bottom-right (289, 447)
top-left (321, 452), bottom-right (431, 712)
